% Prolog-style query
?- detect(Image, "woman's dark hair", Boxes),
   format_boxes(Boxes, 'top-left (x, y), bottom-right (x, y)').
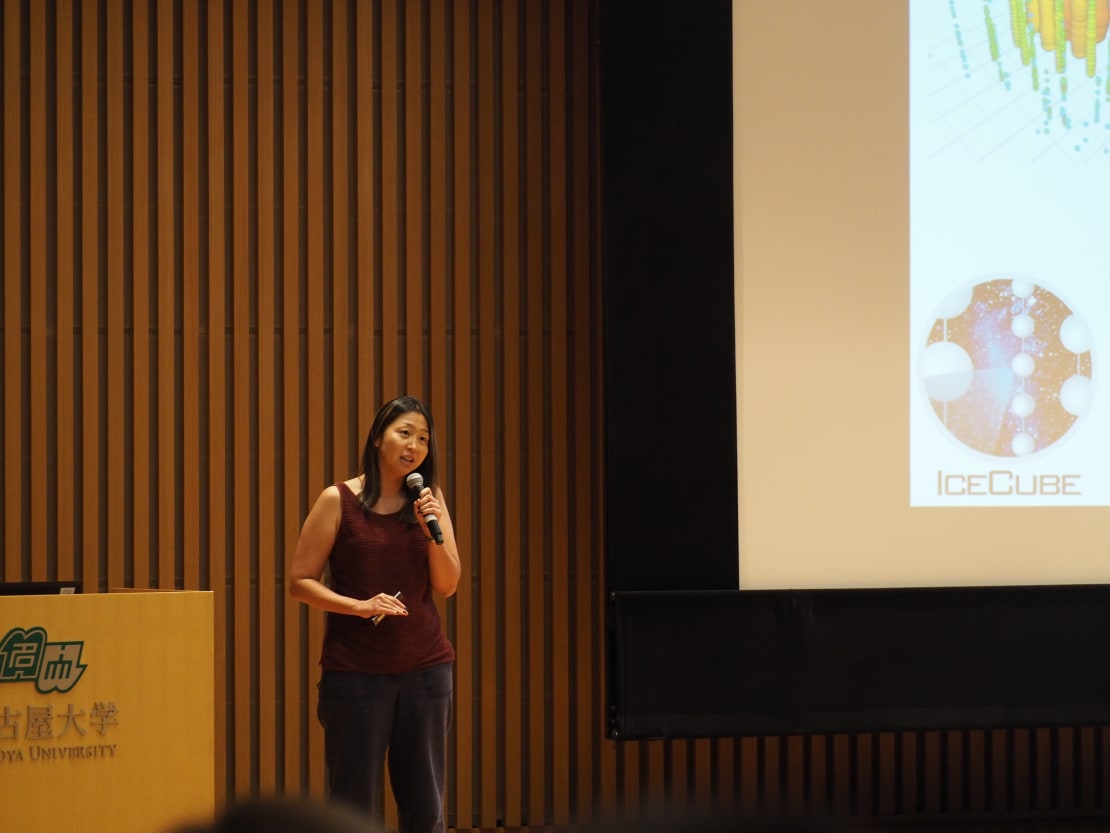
top-left (357, 395), bottom-right (439, 522)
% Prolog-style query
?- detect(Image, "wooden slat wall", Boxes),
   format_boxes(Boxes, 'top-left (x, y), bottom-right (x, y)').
top-left (3, 1), bottom-right (1109, 830)
top-left (606, 729), bottom-right (1109, 823)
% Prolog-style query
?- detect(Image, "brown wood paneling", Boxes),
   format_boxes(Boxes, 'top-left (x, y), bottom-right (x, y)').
top-left (474, 0), bottom-right (498, 822)
top-left (131, 0), bottom-right (152, 591)
top-left (79, 0), bottom-right (102, 593)
top-left (450, 0), bottom-right (478, 819)
top-left (204, 0), bottom-right (230, 799)
top-left (279, 0), bottom-right (306, 799)
top-left (180, 0), bottom-right (202, 596)
top-left (231, 0), bottom-right (254, 799)
top-left (548, 1), bottom-right (572, 822)
top-left (403, 0), bottom-right (424, 397)
top-left (427, 0), bottom-right (449, 449)
top-left (28, 0), bottom-right (47, 580)
top-left (499, 1), bottom-right (523, 825)
top-left (257, 0), bottom-right (279, 798)
top-left (104, 0), bottom-right (125, 593)
top-left (522, 0), bottom-right (546, 821)
top-left (56, 0), bottom-right (77, 586)
top-left (155, 0), bottom-right (175, 591)
top-left (2, 0), bottom-right (18, 582)
top-left (379, 0), bottom-right (401, 403)
top-left (330, 0), bottom-right (351, 488)
top-left (304, 0), bottom-right (328, 801)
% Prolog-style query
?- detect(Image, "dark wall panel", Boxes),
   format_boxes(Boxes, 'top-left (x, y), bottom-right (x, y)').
top-left (609, 587), bottom-right (1110, 739)
top-left (600, 0), bottom-right (738, 592)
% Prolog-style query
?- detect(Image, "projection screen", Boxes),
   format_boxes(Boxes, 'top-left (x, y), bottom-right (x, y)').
top-left (734, 0), bottom-right (1110, 590)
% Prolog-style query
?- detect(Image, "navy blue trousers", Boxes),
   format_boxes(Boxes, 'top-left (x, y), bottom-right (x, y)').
top-left (317, 663), bottom-right (453, 833)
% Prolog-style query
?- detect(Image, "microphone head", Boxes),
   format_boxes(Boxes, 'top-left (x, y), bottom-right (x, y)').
top-left (405, 472), bottom-right (424, 492)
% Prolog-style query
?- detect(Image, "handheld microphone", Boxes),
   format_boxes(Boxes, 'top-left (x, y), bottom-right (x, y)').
top-left (405, 472), bottom-right (444, 544)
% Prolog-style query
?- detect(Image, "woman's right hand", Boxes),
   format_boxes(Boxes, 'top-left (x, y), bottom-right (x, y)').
top-left (360, 591), bottom-right (407, 620)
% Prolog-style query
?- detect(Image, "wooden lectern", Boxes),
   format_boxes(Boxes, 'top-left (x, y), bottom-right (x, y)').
top-left (0, 590), bottom-right (215, 833)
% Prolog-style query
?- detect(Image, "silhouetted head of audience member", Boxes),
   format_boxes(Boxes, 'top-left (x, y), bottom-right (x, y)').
top-left (166, 796), bottom-right (381, 833)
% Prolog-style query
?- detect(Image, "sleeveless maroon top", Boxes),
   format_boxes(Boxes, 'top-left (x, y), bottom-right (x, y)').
top-left (319, 482), bottom-right (455, 674)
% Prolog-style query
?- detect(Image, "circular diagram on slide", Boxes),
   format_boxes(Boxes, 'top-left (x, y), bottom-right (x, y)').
top-left (920, 276), bottom-right (1094, 459)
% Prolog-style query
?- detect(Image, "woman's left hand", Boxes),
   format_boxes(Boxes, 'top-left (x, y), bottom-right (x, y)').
top-left (413, 488), bottom-right (442, 530)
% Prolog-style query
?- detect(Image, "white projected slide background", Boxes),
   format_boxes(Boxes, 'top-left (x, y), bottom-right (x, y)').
top-left (911, 0), bottom-right (1110, 507)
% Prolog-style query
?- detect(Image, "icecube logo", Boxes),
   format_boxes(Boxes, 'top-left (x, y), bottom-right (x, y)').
top-left (920, 277), bottom-right (1094, 459)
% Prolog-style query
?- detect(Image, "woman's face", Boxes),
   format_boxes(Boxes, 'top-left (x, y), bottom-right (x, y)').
top-left (375, 410), bottom-right (430, 480)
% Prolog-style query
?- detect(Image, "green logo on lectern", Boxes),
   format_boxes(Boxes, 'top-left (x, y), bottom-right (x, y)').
top-left (0, 627), bottom-right (87, 694)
